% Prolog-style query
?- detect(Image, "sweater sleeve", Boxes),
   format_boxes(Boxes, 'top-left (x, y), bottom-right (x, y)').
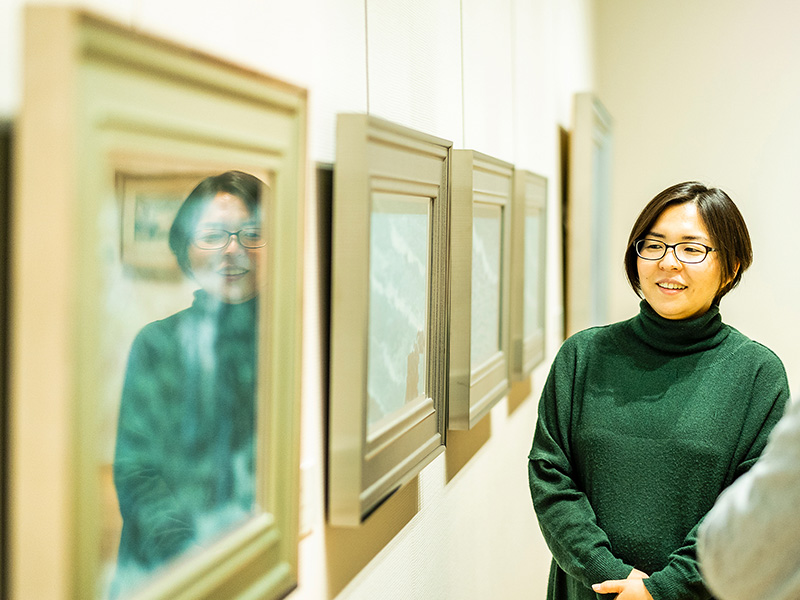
top-left (698, 396), bottom-right (800, 600)
top-left (528, 337), bottom-right (633, 592)
top-left (644, 351), bottom-right (790, 600)
top-left (113, 325), bottom-right (196, 567)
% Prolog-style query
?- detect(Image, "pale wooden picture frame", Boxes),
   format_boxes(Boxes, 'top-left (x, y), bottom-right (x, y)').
top-left (566, 93), bottom-right (614, 336)
top-left (509, 170), bottom-right (548, 379)
top-left (0, 120), bottom-right (10, 600)
top-left (10, 7), bottom-right (306, 599)
top-left (449, 151), bottom-right (513, 430)
top-left (328, 114), bottom-right (451, 526)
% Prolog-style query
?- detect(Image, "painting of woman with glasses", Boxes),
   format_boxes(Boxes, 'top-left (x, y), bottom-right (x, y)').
top-left (111, 170), bottom-right (267, 597)
top-left (528, 181), bottom-right (790, 600)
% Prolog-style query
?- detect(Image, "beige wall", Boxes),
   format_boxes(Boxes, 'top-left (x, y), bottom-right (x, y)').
top-left (2, 0), bottom-right (597, 598)
top-left (595, 0), bottom-right (800, 393)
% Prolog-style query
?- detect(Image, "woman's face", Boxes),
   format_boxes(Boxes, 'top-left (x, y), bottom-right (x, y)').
top-left (188, 192), bottom-right (263, 304)
top-left (637, 202), bottom-right (728, 320)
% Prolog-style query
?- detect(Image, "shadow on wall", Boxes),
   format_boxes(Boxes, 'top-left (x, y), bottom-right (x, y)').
top-left (447, 376), bottom-right (530, 484)
top-left (324, 479), bottom-right (419, 597)
top-left (446, 415), bottom-right (491, 482)
top-left (559, 125), bottom-right (570, 338)
top-left (508, 377), bottom-right (532, 417)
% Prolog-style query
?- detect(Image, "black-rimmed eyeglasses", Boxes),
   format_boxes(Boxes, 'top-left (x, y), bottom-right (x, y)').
top-left (192, 228), bottom-right (266, 250)
top-left (634, 239), bottom-right (716, 264)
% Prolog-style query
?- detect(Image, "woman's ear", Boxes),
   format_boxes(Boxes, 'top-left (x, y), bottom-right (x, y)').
top-left (720, 261), bottom-right (741, 292)
top-left (730, 261), bottom-right (741, 284)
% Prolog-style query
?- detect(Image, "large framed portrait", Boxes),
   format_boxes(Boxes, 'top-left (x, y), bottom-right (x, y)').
top-left (10, 7), bottom-right (306, 599)
top-left (449, 151), bottom-right (513, 430)
top-left (510, 170), bottom-right (548, 379)
top-left (327, 114), bottom-right (451, 526)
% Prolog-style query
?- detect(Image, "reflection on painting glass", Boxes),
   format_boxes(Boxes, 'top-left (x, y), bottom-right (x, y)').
top-left (470, 203), bottom-right (502, 368)
top-left (366, 193), bottom-right (430, 428)
top-left (523, 211), bottom-right (541, 338)
top-left (107, 171), bottom-right (266, 599)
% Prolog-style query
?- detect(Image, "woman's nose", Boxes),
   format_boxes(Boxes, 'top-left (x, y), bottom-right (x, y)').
top-left (658, 247), bottom-right (682, 270)
top-left (223, 234), bottom-right (246, 254)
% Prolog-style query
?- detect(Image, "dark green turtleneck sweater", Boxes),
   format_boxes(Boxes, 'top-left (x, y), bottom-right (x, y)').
top-left (113, 290), bottom-right (258, 597)
top-left (528, 301), bottom-right (789, 600)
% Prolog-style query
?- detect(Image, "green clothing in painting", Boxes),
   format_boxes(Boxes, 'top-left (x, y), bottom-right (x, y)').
top-left (112, 290), bottom-right (257, 597)
top-left (528, 301), bottom-right (789, 600)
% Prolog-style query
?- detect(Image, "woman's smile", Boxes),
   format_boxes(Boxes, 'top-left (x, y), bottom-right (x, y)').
top-left (655, 279), bottom-right (687, 292)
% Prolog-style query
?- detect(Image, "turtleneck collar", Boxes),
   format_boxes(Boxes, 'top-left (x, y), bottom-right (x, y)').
top-left (629, 300), bottom-right (729, 355)
top-left (191, 289), bottom-right (258, 334)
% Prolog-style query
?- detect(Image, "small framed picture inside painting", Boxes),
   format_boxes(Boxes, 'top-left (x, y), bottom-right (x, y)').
top-left (118, 173), bottom-right (208, 277)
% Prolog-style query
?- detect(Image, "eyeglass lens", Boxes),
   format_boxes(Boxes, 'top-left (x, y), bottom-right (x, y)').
top-left (635, 240), bottom-right (709, 263)
top-left (194, 229), bottom-right (264, 249)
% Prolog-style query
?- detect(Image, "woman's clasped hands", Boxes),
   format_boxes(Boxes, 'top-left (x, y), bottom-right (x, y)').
top-left (592, 568), bottom-right (654, 599)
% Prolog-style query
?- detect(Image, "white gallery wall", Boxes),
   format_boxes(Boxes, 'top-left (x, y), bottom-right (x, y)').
top-left (595, 0), bottom-right (800, 393)
top-left (1, 0), bottom-right (595, 598)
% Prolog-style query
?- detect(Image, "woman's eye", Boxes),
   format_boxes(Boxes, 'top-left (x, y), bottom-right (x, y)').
top-left (197, 231), bottom-right (226, 244)
top-left (683, 245), bottom-right (703, 254)
top-left (241, 230), bottom-right (262, 242)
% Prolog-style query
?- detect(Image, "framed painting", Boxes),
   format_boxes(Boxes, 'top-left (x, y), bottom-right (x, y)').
top-left (10, 7), bottom-right (306, 600)
top-left (566, 93), bottom-right (613, 335)
top-left (449, 151), bottom-right (513, 430)
top-left (328, 114), bottom-right (451, 526)
top-left (509, 170), bottom-right (548, 379)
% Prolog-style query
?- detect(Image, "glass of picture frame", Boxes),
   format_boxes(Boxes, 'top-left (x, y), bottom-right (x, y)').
top-left (10, 7), bottom-right (305, 599)
top-left (327, 114), bottom-right (451, 526)
top-left (510, 170), bottom-right (548, 379)
top-left (449, 151), bottom-right (513, 430)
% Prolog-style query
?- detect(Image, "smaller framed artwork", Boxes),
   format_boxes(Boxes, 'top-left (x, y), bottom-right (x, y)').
top-left (328, 114), bottom-right (451, 526)
top-left (510, 170), bottom-right (547, 379)
top-left (449, 150), bottom-right (513, 430)
top-left (566, 93), bottom-right (613, 335)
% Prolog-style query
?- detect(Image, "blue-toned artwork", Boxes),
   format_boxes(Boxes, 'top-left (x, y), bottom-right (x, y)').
top-left (367, 193), bottom-right (430, 427)
top-left (133, 193), bottom-right (180, 243)
top-left (523, 212), bottom-right (541, 338)
top-left (470, 203), bottom-right (503, 368)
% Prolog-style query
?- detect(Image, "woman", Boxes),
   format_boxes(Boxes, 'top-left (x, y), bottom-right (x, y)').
top-left (528, 182), bottom-right (790, 600)
top-left (112, 171), bottom-right (267, 596)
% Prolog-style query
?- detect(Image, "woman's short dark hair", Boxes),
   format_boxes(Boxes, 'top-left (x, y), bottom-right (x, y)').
top-left (169, 170), bottom-right (267, 276)
top-left (624, 181), bottom-right (752, 304)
